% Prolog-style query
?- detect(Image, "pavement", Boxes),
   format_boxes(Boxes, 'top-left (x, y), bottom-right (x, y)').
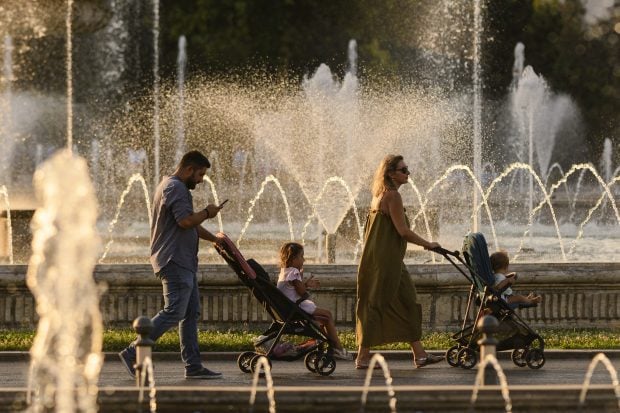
top-left (1, 350), bottom-right (619, 388)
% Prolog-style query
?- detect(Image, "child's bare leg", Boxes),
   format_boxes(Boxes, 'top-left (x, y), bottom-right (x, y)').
top-left (313, 308), bottom-right (342, 349)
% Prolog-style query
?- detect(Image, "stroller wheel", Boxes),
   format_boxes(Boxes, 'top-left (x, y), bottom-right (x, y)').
top-left (511, 348), bottom-right (527, 367)
top-left (457, 347), bottom-right (478, 369)
top-left (446, 345), bottom-right (461, 367)
top-left (525, 348), bottom-right (545, 369)
top-left (250, 354), bottom-right (272, 376)
top-left (304, 350), bottom-right (319, 373)
top-left (238, 351), bottom-right (256, 373)
top-left (313, 354), bottom-right (336, 376)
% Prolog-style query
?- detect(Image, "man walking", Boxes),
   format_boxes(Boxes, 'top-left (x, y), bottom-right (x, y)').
top-left (119, 150), bottom-right (224, 379)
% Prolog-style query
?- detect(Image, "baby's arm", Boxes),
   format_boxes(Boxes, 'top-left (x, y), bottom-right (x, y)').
top-left (495, 277), bottom-right (514, 290)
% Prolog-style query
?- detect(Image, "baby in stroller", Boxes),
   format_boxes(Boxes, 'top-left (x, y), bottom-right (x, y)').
top-left (438, 232), bottom-right (546, 370)
top-left (490, 250), bottom-right (542, 308)
top-left (277, 242), bottom-right (352, 361)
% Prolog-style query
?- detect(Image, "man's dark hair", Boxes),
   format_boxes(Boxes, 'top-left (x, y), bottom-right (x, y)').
top-left (179, 150), bottom-right (211, 169)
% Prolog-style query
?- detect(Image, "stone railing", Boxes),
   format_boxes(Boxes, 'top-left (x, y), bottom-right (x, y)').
top-left (1, 262), bottom-right (619, 330)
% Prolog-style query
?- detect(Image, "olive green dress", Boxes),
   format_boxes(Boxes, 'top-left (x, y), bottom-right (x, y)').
top-left (355, 208), bottom-right (422, 347)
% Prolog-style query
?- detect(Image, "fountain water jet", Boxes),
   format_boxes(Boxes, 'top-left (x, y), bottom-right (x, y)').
top-left (26, 150), bottom-right (103, 413)
top-left (175, 35), bottom-right (187, 163)
top-left (0, 185), bottom-right (13, 264)
top-left (238, 175), bottom-right (294, 247)
top-left (579, 353), bottom-right (620, 411)
top-left (248, 356), bottom-right (276, 413)
top-left (469, 354), bottom-right (513, 413)
top-left (138, 357), bottom-right (157, 413)
top-left (99, 173), bottom-right (152, 263)
top-left (359, 353), bottom-right (397, 413)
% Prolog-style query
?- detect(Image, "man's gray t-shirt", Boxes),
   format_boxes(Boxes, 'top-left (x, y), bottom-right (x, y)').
top-left (150, 175), bottom-right (199, 274)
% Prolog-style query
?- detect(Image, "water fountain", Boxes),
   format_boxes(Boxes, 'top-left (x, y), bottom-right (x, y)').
top-left (1, 1), bottom-right (617, 265)
top-left (26, 150), bottom-right (103, 413)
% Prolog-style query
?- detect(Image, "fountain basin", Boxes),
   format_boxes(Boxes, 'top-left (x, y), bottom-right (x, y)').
top-left (1, 262), bottom-right (619, 330)
top-left (0, 385), bottom-right (618, 412)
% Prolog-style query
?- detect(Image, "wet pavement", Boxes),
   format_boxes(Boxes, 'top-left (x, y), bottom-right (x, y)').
top-left (1, 350), bottom-right (619, 388)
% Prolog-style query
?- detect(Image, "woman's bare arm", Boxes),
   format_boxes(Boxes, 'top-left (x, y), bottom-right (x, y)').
top-left (385, 191), bottom-right (439, 249)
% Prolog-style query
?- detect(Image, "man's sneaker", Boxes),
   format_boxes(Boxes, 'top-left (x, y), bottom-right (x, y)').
top-left (118, 349), bottom-right (136, 378)
top-left (333, 347), bottom-right (353, 360)
top-left (184, 367), bottom-right (223, 380)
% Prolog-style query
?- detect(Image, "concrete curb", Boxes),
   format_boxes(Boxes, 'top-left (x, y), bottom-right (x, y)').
top-left (2, 349), bottom-right (619, 362)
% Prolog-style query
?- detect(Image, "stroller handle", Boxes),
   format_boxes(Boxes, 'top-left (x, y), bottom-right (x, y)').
top-left (430, 246), bottom-right (460, 258)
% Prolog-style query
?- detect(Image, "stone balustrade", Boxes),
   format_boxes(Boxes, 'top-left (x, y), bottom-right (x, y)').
top-left (1, 262), bottom-right (619, 330)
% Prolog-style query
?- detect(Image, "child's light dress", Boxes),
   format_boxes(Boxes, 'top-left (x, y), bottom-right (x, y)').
top-left (277, 267), bottom-right (317, 314)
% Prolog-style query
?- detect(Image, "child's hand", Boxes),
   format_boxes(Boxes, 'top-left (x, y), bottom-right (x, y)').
top-left (305, 274), bottom-right (320, 289)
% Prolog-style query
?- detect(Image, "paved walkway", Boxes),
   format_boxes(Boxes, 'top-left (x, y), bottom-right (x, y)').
top-left (1, 350), bottom-right (619, 388)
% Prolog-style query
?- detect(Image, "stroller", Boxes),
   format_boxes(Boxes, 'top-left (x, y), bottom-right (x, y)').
top-left (433, 232), bottom-right (545, 370)
top-left (214, 233), bottom-right (340, 376)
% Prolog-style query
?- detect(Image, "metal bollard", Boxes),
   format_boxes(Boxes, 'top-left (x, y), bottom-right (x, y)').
top-left (133, 316), bottom-right (154, 386)
top-left (477, 315), bottom-right (499, 385)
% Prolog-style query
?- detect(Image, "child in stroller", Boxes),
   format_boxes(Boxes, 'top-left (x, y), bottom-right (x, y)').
top-left (490, 250), bottom-right (542, 308)
top-left (277, 242), bottom-right (352, 360)
top-left (213, 233), bottom-right (348, 376)
top-left (435, 232), bottom-right (546, 370)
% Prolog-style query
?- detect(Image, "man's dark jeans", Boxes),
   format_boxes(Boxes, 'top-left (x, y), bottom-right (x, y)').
top-left (125, 261), bottom-right (202, 371)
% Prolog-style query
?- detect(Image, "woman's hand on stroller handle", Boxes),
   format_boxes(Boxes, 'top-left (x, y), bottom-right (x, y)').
top-left (429, 245), bottom-right (459, 257)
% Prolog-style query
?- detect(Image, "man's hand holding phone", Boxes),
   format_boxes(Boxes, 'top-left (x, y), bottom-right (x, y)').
top-left (204, 199), bottom-right (229, 220)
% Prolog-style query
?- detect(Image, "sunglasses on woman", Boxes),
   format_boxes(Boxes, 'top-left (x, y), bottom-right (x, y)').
top-left (395, 167), bottom-right (410, 175)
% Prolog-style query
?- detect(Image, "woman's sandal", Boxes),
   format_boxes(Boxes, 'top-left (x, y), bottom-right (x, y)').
top-left (355, 359), bottom-right (382, 370)
top-left (414, 353), bottom-right (444, 368)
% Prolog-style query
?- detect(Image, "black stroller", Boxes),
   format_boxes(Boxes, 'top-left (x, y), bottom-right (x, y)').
top-left (433, 232), bottom-right (546, 370)
top-left (214, 233), bottom-right (340, 376)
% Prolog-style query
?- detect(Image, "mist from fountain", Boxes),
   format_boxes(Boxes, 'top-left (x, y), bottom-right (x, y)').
top-left (26, 150), bottom-right (103, 413)
top-left (600, 138), bottom-right (613, 182)
top-left (65, 0), bottom-right (74, 153)
top-left (513, 66), bottom-right (581, 183)
top-left (0, 36), bottom-right (14, 181)
top-left (252, 39), bottom-right (466, 238)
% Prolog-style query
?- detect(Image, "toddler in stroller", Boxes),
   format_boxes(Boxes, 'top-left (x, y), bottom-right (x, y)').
top-left (435, 232), bottom-right (546, 370)
top-left (214, 233), bottom-right (348, 376)
top-left (490, 250), bottom-right (542, 308)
